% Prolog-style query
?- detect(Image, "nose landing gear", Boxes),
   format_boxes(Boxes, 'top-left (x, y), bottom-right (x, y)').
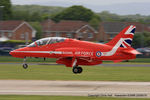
top-left (23, 63), bottom-right (28, 69)
top-left (23, 57), bottom-right (28, 69)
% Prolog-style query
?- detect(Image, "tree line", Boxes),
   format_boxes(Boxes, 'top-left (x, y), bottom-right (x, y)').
top-left (0, 0), bottom-right (150, 48)
top-left (2, 0), bottom-right (150, 23)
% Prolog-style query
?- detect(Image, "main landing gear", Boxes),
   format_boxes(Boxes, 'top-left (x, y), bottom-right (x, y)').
top-left (72, 66), bottom-right (83, 74)
top-left (71, 58), bottom-right (83, 74)
top-left (23, 57), bottom-right (28, 69)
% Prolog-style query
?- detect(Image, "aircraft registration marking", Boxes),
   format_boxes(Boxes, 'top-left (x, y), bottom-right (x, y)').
top-left (75, 52), bottom-right (93, 56)
top-left (50, 51), bottom-right (93, 56)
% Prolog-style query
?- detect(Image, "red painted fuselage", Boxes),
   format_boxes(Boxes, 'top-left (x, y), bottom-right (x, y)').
top-left (10, 25), bottom-right (141, 73)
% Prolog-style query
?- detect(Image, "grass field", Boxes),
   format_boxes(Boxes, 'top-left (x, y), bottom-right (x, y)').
top-left (0, 95), bottom-right (149, 100)
top-left (0, 64), bottom-right (150, 81)
top-left (0, 56), bottom-right (150, 63)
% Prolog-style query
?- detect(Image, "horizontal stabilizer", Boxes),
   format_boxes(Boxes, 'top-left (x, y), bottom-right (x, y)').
top-left (123, 49), bottom-right (142, 55)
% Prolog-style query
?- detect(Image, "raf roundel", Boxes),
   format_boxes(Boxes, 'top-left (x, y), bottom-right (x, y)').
top-left (96, 51), bottom-right (102, 57)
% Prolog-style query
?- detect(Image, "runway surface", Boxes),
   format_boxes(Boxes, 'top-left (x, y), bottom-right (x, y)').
top-left (0, 80), bottom-right (150, 98)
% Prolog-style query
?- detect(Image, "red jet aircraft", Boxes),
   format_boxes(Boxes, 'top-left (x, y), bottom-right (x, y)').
top-left (10, 25), bottom-right (141, 74)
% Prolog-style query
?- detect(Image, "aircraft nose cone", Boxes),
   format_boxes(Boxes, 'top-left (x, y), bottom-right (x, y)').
top-left (9, 49), bottom-right (23, 58)
top-left (9, 47), bottom-right (29, 58)
top-left (9, 50), bottom-right (15, 56)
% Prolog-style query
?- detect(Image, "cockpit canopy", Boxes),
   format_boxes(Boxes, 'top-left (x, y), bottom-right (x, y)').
top-left (27, 37), bottom-right (66, 47)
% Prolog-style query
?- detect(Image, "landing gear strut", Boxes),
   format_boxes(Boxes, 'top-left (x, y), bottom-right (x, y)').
top-left (72, 58), bottom-right (83, 74)
top-left (23, 57), bottom-right (28, 69)
top-left (72, 66), bottom-right (83, 74)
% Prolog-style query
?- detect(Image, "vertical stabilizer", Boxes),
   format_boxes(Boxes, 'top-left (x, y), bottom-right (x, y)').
top-left (106, 25), bottom-right (136, 48)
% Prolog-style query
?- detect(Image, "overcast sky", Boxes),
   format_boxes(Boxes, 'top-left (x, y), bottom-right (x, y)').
top-left (11, 0), bottom-right (150, 15)
top-left (11, 0), bottom-right (150, 6)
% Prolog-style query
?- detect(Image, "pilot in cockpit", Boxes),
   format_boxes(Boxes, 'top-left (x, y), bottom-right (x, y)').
top-left (27, 37), bottom-right (66, 47)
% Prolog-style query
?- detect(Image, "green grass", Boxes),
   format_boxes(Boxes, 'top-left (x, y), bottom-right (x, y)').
top-left (0, 64), bottom-right (150, 81)
top-left (0, 95), bottom-right (149, 100)
top-left (127, 58), bottom-right (150, 63)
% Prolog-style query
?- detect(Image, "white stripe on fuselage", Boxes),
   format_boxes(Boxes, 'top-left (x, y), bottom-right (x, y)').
top-left (102, 38), bottom-right (124, 56)
top-left (12, 51), bottom-right (62, 54)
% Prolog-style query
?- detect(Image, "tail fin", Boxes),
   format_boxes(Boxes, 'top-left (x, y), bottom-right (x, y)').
top-left (106, 25), bottom-right (136, 48)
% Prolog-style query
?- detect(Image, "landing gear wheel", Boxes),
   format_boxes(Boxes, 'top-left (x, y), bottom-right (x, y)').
top-left (72, 67), bottom-right (78, 74)
top-left (23, 64), bottom-right (28, 69)
top-left (72, 66), bottom-right (83, 74)
top-left (77, 67), bottom-right (83, 73)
